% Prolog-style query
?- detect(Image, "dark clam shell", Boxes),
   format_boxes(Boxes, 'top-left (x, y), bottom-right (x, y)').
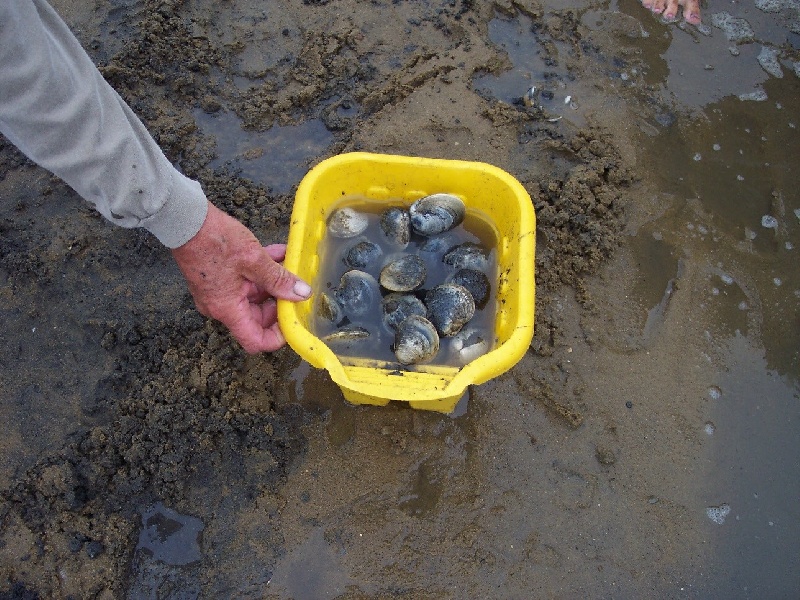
top-left (333, 270), bottom-right (379, 317)
top-left (409, 193), bottom-right (466, 236)
top-left (442, 242), bottom-right (489, 271)
top-left (380, 207), bottom-right (411, 248)
top-left (381, 293), bottom-right (427, 331)
top-left (393, 315), bottom-right (440, 365)
top-left (379, 255), bottom-right (426, 292)
top-left (425, 283), bottom-right (476, 337)
top-left (343, 239), bottom-right (383, 270)
top-left (449, 268), bottom-right (491, 309)
top-left (419, 233), bottom-right (456, 255)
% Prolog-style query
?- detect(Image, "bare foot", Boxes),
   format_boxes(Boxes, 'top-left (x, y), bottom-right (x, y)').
top-left (642, 0), bottom-right (701, 25)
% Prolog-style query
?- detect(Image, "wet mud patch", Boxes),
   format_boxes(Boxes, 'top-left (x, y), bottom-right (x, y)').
top-left (468, 6), bottom-right (635, 309)
top-left (1, 308), bottom-right (308, 597)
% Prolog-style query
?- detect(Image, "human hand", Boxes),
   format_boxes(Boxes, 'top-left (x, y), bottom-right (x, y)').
top-left (171, 201), bottom-right (312, 353)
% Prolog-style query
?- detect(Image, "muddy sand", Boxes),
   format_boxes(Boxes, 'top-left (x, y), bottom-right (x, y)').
top-left (1, 0), bottom-right (798, 598)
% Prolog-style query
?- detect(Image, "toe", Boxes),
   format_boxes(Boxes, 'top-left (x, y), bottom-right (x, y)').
top-left (682, 0), bottom-right (702, 24)
top-left (663, 0), bottom-right (680, 20)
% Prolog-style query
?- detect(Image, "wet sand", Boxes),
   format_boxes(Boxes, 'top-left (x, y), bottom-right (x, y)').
top-left (1, 0), bottom-right (798, 598)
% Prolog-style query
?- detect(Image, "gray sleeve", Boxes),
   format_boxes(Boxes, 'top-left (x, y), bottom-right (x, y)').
top-left (0, 0), bottom-right (208, 249)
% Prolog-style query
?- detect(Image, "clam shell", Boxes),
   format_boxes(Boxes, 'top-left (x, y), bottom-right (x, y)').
top-left (449, 268), bottom-right (491, 309)
top-left (450, 327), bottom-right (489, 365)
top-left (333, 270), bottom-right (379, 317)
top-left (409, 193), bottom-right (466, 236)
top-left (379, 254), bottom-right (426, 292)
top-left (381, 293), bottom-right (427, 331)
top-left (327, 207), bottom-right (369, 238)
top-left (343, 239), bottom-right (383, 270)
top-left (322, 325), bottom-right (371, 343)
top-left (380, 207), bottom-right (411, 248)
top-left (425, 283), bottom-right (476, 337)
top-left (419, 233), bottom-right (456, 255)
top-left (317, 292), bottom-right (343, 323)
top-left (393, 315), bottom-right (440, 365)
top-left (442, 242), bottom-right (489, 271)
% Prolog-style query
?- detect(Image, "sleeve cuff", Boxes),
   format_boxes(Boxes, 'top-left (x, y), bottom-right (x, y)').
top-left (140, 171), bottom-right (209, 248)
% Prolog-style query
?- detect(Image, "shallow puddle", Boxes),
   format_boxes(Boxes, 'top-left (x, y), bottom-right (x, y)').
top-left (605, 1), bottom-right (800, 595)
top-left (472, 10), bottom-right (598, 126)
top-left (128, 503), bottom-right (205, 598)
top-left (193, 109), bottom-right (333, 194)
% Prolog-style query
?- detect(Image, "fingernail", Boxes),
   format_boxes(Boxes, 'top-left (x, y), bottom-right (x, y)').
top-left (293, 280), bottom-right (312, 298)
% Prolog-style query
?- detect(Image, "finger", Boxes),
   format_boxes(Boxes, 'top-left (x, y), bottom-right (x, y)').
top-left (245, 280), bottom-right (272, 305)
top-left (245, 250), bottom-right (312, 301)
top-left (264, 244), bottom-right (287, 262)
top-left (253, 297), bottom-right (279, 328)
top-left (224, 300), bottom-right (286, 354)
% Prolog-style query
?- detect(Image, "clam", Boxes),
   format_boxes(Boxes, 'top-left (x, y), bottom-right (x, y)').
top-left (379, 254), bottom-right (426, 292)
top-left (393, 315), bottom-right (440, 365)
top-left (380, 207), bottom-right (411, 248)
top-left (442, 242), bottom-right (489, 271)
top-left (449, 268), bottom-right (491, 309)
top-left (317, 292), bottom-right (343, 323)
top-left (409, 193), bottom-right (466, 236)
top-left (322, 325), bottom-right (371, 343)
top-left (419, 233), bottom-right (457, 255)
top-left (343, 239), bottom-right (383, 270)
top-left (425, 283), bottom-right (475, 337)
top-left (381, 293), bottom-right (427, 331)
top-left (450, 327), bottom-right (489, 365)
top-left (333, 270), bottom-right (379, 317)
top-left (523, 85), bottom-right (541, 109)
top-left (327, 207), bottom-right (369, 238)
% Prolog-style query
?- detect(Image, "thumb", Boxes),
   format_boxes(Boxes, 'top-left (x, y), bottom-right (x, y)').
top-left (246, 249), bottom-right (312, 301)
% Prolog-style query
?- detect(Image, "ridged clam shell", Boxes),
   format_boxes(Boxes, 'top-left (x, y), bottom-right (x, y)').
top-left (442, 242), bottom-right (489, 271)
top-left (425, 283), bottom-right (476, 337)
top-left (333, 270), bottom-right (379, 317)
top-left (393, 315), bottom-right (440, 365)
top-left (449, 268), bottom-right (491, 309)
top-left (327, 207), bottom-right (369, 238)
top-left (409, 193), bottom-right (466, 236)
top-left (343, 239), bottom-right (383, 270)
top-left (379, 255), bottom-right (426, 292)
top-left (379, 207), bottom-right (411, 248)
top-left (381, 293), bottom-right (427, 331)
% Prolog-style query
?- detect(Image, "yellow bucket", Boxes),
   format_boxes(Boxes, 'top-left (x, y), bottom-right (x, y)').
top-left (277, 152), bottom-right (535, 413)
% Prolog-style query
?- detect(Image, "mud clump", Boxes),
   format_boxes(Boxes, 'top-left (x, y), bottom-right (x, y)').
top-left (1, 311), bottom-right (307, 598)
top-left (530, 128), bottom-right (632, 293)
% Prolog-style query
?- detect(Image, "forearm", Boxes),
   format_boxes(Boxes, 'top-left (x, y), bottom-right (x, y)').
top-left (0, 0), bottom-right (207, 248)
